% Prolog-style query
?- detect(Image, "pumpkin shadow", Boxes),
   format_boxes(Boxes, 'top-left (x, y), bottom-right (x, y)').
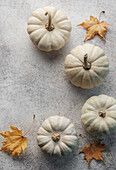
top-left (39, 148), bottom-right (79, 170)
top-left (79, 123), bottom-right (116, 143)
top-left (101, 133), bottom-right (116, 147)
top-left (32, 40), bottom-right (71, 61)
top-left (67, 80), bottom-right (109, 104)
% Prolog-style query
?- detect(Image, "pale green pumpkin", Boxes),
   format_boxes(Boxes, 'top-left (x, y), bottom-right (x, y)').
top-left (81, 94), bottom-right (116, 136)
top-left (37, 116), bottom-right (77, 156)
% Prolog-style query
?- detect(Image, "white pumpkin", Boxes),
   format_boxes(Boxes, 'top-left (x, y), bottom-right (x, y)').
top-left (37, 116), bottom-right (77, 156)
top-left (65, 44), bottom-right (109, 89)
top-left (27, 6), bottom-right (72, 52)
top-left (81, 94), bottom-right (116, 136)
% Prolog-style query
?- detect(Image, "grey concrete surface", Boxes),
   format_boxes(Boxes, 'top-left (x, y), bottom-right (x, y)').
top-left (0, 0), bottom-right (116, 169)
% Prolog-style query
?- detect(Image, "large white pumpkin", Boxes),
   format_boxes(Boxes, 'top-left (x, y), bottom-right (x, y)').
top-left (81, 94), bottom-right (116, 136)
top-left (65, 44), bottom-right (109, 89)
top-left (27, 6), bottom-right (72, 52)
top-left (37, 116), bottom-right (77, 156)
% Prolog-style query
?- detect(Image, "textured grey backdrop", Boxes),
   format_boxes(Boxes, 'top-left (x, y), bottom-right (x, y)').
top-left (0, 0), bottom-right (116, 170)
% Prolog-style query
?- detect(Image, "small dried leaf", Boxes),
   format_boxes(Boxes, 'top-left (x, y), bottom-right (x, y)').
top-left (80, 140), bottom-right (107, 166)
top-left (0, 125), bottom-right (28, 157)
top-left (77, 14), bottom-right (110, 42)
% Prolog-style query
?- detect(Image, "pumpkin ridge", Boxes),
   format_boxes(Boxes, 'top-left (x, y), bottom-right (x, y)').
top-left (92, 67), bottom-right (109, 79)
top-left (54, 29), bottom-right (67, 43)
top-left (88, 70), bottom-right (99, 88)
top-left (59, 141), bottom-right (72, 155)
top-left (48, 119), bottom-right (57, 132)
top-left (51, 9), bottom-right (61, 21)
top-left (70, 54), bottom-right (83, 63)
top-left (106, 111), bottom-right (116, 119)
top-left (50, 30), bottom-right (65, 50)
top-left (105, 97), bottom-right (116, 110)
top-left (53, 145), bottom-right (61, 156)
top-left (65, 65), bottom-right (82, 69)
top-left (65, 54), bottom-right (83, 66)
top-left (30, 26), bottom-right (45, 34)
top-left (81, 71), bottom-right (92, 89)
top-left (82, 115), bottom-right (96, 129)
top-left (30, 29), bottom-right (47, 45)
top-left (37, 135), bottom-right (51, 147)
top-left (98, 119), bottom-right (109, 135)
top-left (52, 10), bottom-right (68, 24)
top-left (32, 9), bottom-right (44, 21)
top-left (106, 116), bottom-right (116, 123)
top-left (28, 16), bottom-right (42, 25)
top-left (92, 55), bottom-right (109, 65)
top-left (91, 51), bottom-right (105, 63)
top-left (61, 139), bottom-right (74, 149)
top-left (38, 32), bottom-right (52, 51)
top-left (107, 104), bottom-right (116, 111)
top-left (56, 20), bottom-right (71, 31)
top-left (63, 123), bottom-right (76, 135)
top-left (62, 122), bottom-right (72, 132)
top-left (87, 118), bottom-right (101, 134)
top-left (66, 68), bottom-right (83, 80)
top-left (42, 140), bottom-right (55, 155)
top-left (61, 135), bottom-right (77, 148)
top-left (90, 69), bottom-right (104, 82)
top-left (54, 19), bottom-right (70, 26)
top-left (87, 43), bottom-right (96, 61)
top-left (71, 69), bottom-right (84, 86)
top-left (27, 25), bottom-right (42, 34)
top-left (37, 127), bottom-right (50, 135)
top-left (57, 29), bottom-right (70, 43)
top-left (42, 119), bottom-right (53, 133)
top-left (103, 117), bottom-right (116, 133)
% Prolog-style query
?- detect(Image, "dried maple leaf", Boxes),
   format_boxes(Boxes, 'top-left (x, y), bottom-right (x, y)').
top-left (77, 11), bottom-right (110, 42)
top-left (0, 125), bottom-right (28, 157)
top-left (80, 140), bottom-right (107, 166)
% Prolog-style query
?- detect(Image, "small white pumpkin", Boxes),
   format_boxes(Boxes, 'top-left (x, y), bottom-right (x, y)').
top-left (65, 44), bottom-right (109, 89)
top-left (81, 94), bottom-right (116, 136)
top-left (27, 6), bottom-right (72, 52)
top-left (37, 116), bottom-right (77, 156)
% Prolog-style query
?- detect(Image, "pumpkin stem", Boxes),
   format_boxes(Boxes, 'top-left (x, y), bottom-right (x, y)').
top-left (99, 110), bottom-right (106, 118)
top-left (45, 12), bottom-right (55, 31)
top-left (52, 133), bottom-right (60, 142)
top-left (83, 54), bottom-right (91, 70)
top-left (99, 11), bottom-right (105, 22)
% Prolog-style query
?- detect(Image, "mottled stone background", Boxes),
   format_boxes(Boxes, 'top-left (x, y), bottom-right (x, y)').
top-left (0, 0), bottom-right (116, 169)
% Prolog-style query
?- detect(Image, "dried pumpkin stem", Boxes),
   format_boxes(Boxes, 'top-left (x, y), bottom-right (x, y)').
top-left (99, 11), bottom-right (105, 22)
top-left (45, 12), bottom-right (54, 31)
top-left (52, 133), bottom-right (60, 142)
top-left (83, 54), bottom-right (91, 70)
top-left (99, 110), bottom-right (106, 118)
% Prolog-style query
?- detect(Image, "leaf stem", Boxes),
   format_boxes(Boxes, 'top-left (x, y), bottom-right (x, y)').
top-left (99, 11), bottom-right (105, 22)
top-left (79, 134), bottom-right (91, 145)
top-left (23, 114), bottom-right (35, 137)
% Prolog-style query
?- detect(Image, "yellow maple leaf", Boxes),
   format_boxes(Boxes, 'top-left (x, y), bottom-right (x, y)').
top-left (78, 11), bottom-right (110, 42)
top-left (80, 140), bottom-right (107, 166)
top-left (0, 125), bottom-right (28, 157)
